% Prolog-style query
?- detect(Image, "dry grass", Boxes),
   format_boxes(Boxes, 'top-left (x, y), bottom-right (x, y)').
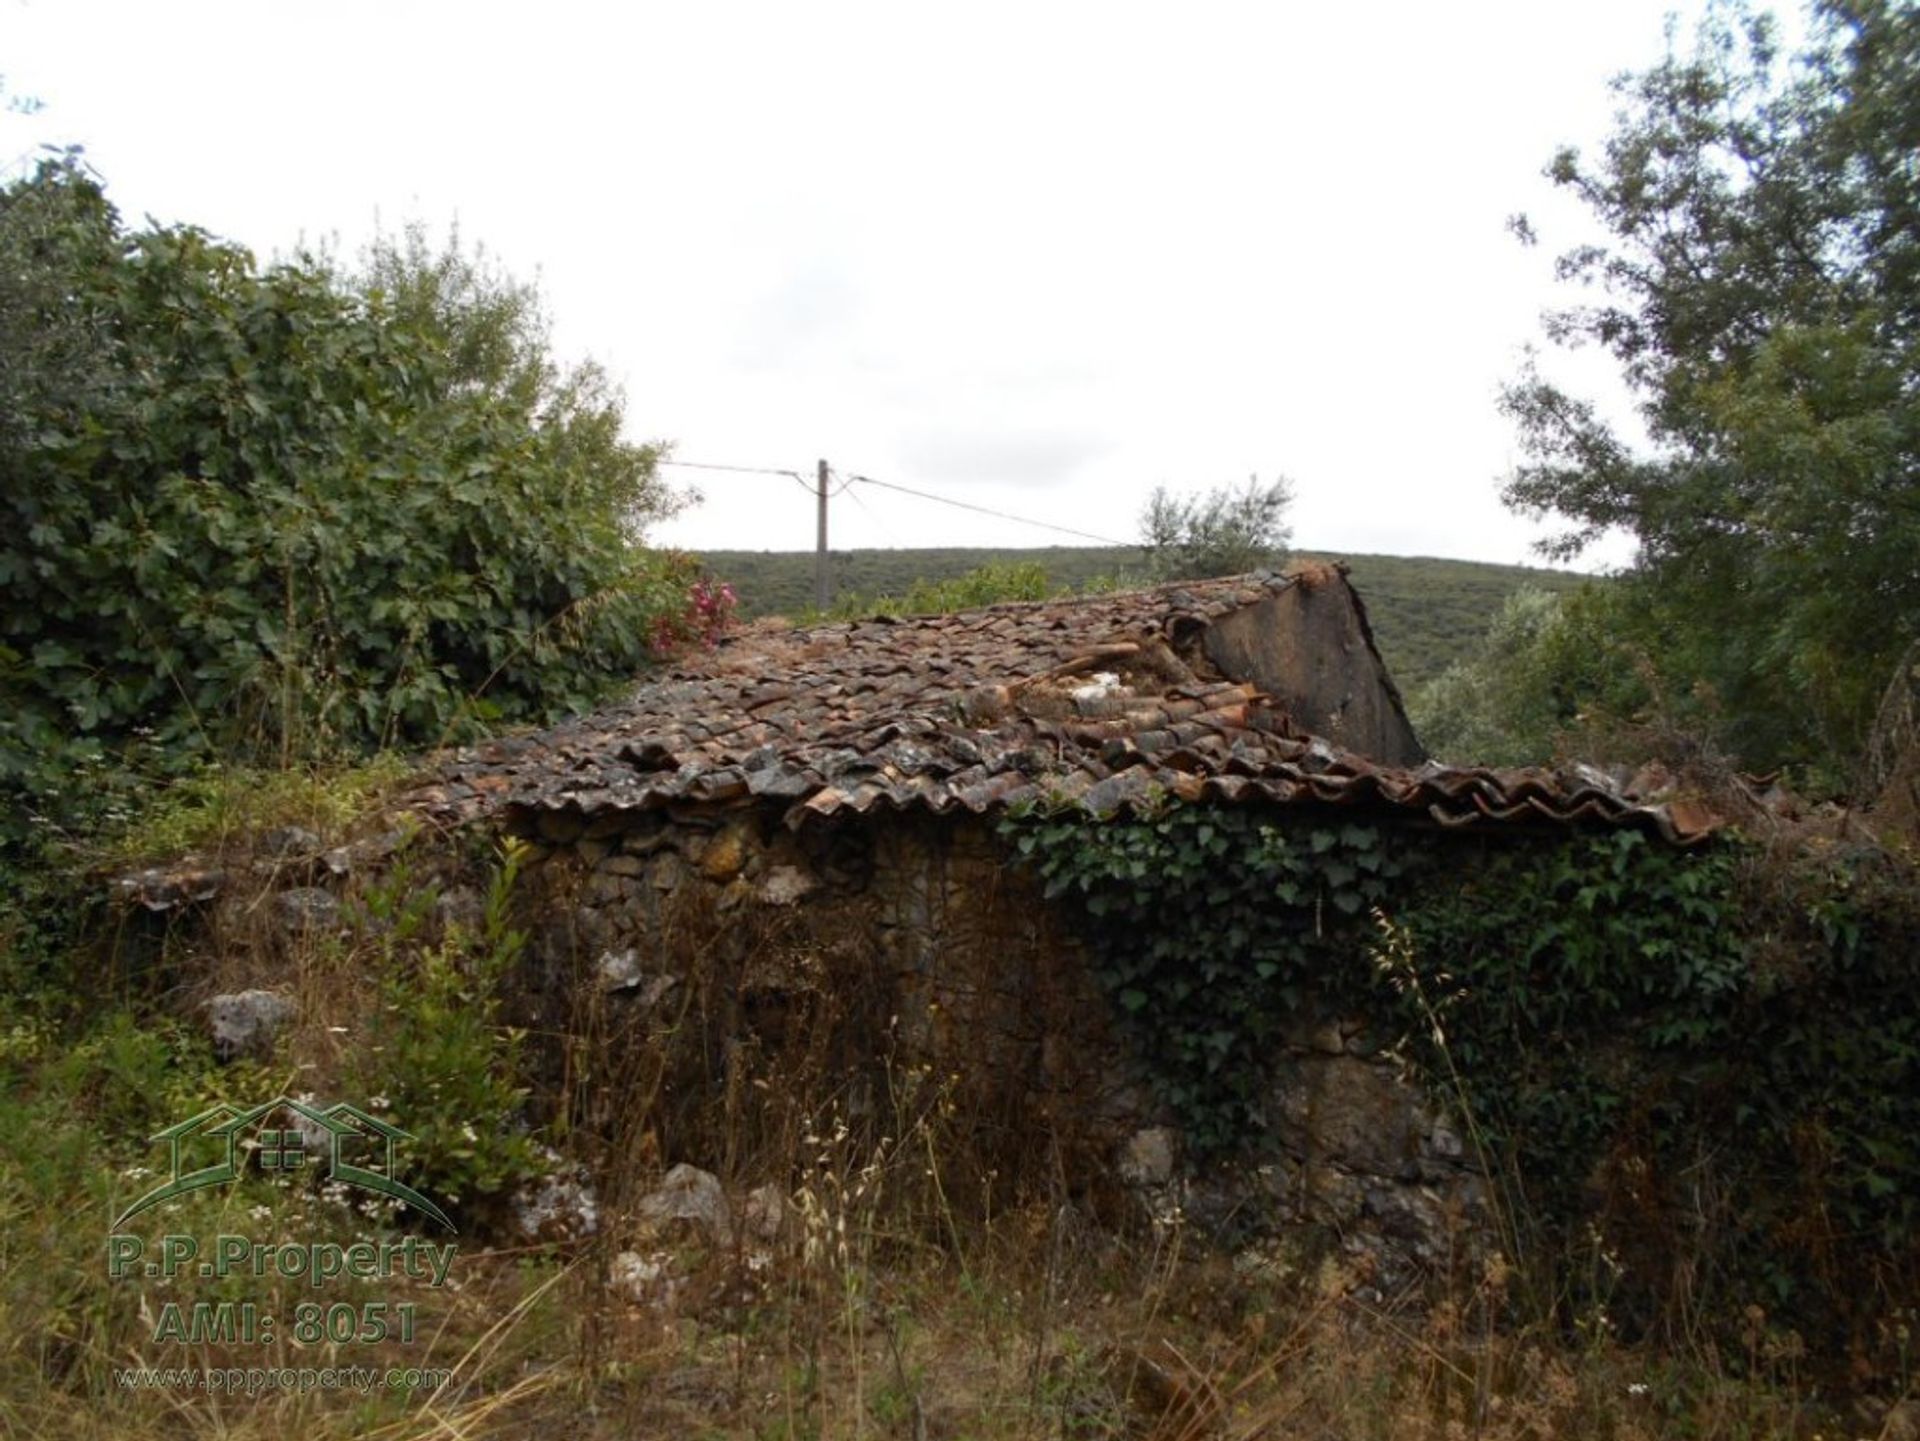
top-left (5, 993), bottom-right (1868, 1441)
top-left (5, 774), bottom-right (1900, 1440)
top-left (18, 1201), bottom-right (1857, 1440)
top-left (0, 1043), bottom-right (1878, 1440)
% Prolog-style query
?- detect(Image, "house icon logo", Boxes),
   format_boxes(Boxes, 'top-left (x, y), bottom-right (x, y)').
top-left (113, 1095), bottom-right (455, 1232)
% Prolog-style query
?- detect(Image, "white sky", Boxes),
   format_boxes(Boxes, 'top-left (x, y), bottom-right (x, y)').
top-left (4, 1), bottom-right (1716, 571)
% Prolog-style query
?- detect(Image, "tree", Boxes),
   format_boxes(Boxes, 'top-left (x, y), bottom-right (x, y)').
top-left (0, 160), bottom-right (709, 844)
top-left (0, 151), bottom-right (117, 456)
top-left (1501, 0), bottom-right (1920, 782)
top-left (1410, 585), bottom-right (1652, 766)
top-left (1138, 475), bottom-right (1294, 581)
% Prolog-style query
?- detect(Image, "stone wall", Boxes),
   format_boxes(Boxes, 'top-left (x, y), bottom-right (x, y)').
top-left (512, 803), bottom-right (1490, 1290)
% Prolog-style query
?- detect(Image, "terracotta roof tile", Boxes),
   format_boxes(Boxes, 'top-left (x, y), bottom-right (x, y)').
top-left (415, 569), bottom-right (1724, 844)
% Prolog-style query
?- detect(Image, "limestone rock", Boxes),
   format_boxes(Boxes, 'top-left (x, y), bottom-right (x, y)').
top-left (319, 827), bottom-right (408, 879)
top-left (1361, 1182), bottom-right (1449, 1256)
top-left (585, 871), bottom-right (644, 906)
top-left (259, 826), bottom-right (322, 858)
top-left (1426, 1118), bottom-right (1465, 1162)
top-left (112, 863), bottom-right (225, 912)
top-left (637, 1163), bottom-right (734, 1246)
top-left (569, 905), bottom-right (616, 957)
top-left (610, 1249), bottom-right (680, 1308)
top-left (205, 989), bottom-right (297, 1062)
top-left (597, 948), bottom-right (643, 992)
top-left (275, 886), bottom-right (342, 935)
top-left (1271, 1056), bottom-right (1422, 1178)
top-left (621, 829), bottom-right (672, 857)
top-left (742, 1182), bottom-right (792, 1243)
top-left (634, 974), bottom-right (680, 1011)
top-left (596, 950), bottom-right (679, 1010)
top-left (1118, 1127), bottom-right (1177, 1188)
top-left (757, 865), bottom-right (817, 907)
top-left (514, 1165), bottom-right (601, 1243)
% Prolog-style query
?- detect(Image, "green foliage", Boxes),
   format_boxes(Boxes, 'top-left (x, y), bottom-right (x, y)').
top-left (1138, 475), bottom-right (1293, 582)
top-left (100, 753), bottom-right (414, 867)
top-left (819, 560), bottom-right (1056, 620)
top-left (0, 148), bottom-right (115, 458)
top-left (0, 1015), bottom-right (195, 1398)
top-left (1398, 828), bottom-right (1920, 1333)
top-left (0, 160), bottom-right (701, 856)
top-left (1503, 0), bottom-right (1920, 779)
top-left (348, 843), bottom-right (546, 1214)
top-left (1394, 830), bottom-right (1748, 1217)
top-left (6, 1009), bottom-right (251, 1153)
top-left (1004, 797), bottom-right (1920, 1343)
top-left (1409, 584), bottom-right (1652, 765)
top-left (1003, 801), bottom-right (1414, 1152)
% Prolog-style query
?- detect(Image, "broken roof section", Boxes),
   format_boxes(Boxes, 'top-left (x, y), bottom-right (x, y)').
top-left (414, 564), bottom-right (1722, 845)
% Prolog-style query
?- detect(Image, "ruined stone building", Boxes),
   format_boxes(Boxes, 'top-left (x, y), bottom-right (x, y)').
top-left (399, 565), bottom-right (1716, 1280)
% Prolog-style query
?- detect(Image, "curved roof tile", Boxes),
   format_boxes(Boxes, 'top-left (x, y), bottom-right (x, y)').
top-left (413, 568), bottom-right (1722, 845)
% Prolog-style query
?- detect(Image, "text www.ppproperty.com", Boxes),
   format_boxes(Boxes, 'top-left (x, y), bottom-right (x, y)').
top-left (113, 1364), bottom-right (452, 1396)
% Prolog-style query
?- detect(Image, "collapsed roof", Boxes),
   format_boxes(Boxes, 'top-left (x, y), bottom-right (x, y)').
top-left (413, 565), bottom-right (1722, 845)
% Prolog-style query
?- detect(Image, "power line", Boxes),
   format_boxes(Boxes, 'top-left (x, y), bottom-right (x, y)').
top-left (658, 459), bottom-right (815, 496)
top-left (658, 457), bottom-right (1136, 549)
top-left (659, 458), bottom-right (865, 499)
top-left (839, 474), bottom-right (907, 548)
top-left (848, 474), bottom-right (1132, 548)
top-left (659, 459), bottom-right (803, 478)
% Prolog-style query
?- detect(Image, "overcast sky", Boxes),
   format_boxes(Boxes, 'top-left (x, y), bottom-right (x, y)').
top-left (5, 1), bottom-right (1727, 570)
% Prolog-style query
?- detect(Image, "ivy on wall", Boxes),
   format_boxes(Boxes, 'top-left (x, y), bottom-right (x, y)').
top-left (1001, 797), bottom-right (1920, 1344)
top-left (1005, 802), bottom-right (1413, 1153)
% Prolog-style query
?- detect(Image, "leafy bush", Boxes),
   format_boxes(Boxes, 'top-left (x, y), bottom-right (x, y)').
top-left (1004, 798), bottom-right (1920, 1351)
top-left (1138, 476), bottom-right (1293, 582)
top-left (0, 160), bottom-right (706, 854)
top-left (348, 844), bottom-right (547, 1217)
top-left (1409, 583), bottom-right (1651, 766)
top-left (823, 560), bottom-right (1055, 619)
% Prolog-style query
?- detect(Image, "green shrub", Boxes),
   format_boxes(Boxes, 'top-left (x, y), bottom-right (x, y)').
top-left (1004, 798), bottom-right (1920, 1352)
top-left (1409, 583), bottom-right (1651, 766)
top-left (348, 844), bottom-right (547, 1216)
top-left (1138, 477), bottom-right (1293, 582)
top-left (822, 560), bottom-right (1055, 620)
top-left (0, 161), bottom-right (707, 857)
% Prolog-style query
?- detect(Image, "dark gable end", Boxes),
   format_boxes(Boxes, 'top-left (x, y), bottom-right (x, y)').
top-left (1199, 564), bottom-right (1424, 767)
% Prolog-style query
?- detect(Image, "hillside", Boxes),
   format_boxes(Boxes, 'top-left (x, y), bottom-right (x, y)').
top-left (694, 546), bottom-right (1591, 692)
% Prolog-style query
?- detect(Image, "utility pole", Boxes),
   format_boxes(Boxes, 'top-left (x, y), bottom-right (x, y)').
top-left (814, 458), bottom-right (830, 611)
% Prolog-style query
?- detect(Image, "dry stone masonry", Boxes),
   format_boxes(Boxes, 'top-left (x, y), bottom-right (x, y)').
top-left (514, 801), bottom-right (1490, 1292)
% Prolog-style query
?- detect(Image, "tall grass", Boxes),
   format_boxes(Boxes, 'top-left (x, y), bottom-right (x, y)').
top-left (0, 763), bottom-right (1888, 1438)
